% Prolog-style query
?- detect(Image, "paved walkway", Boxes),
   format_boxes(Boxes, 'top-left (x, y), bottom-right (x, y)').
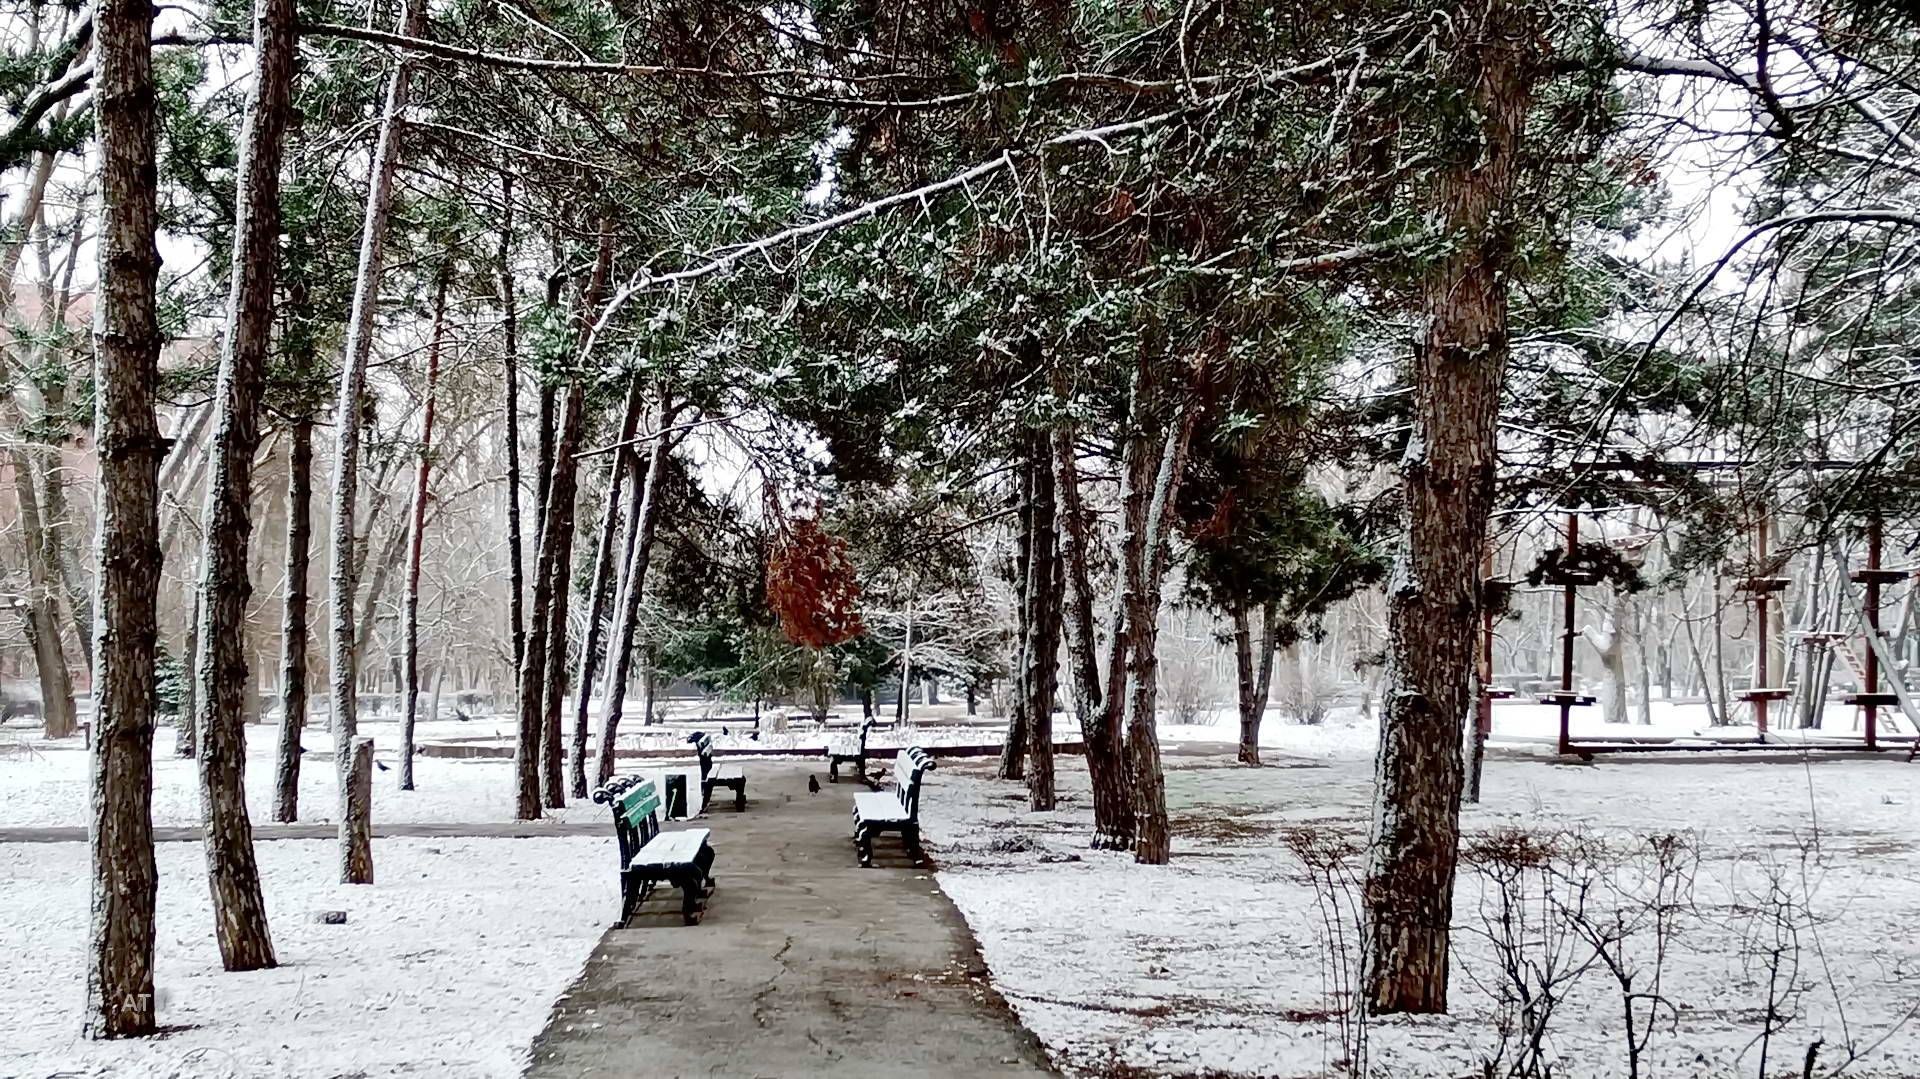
top-left (523, 761), bottom-right (1055, 1078)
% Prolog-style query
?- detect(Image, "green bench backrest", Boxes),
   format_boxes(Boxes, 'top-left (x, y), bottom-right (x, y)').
top-left (619, 779), bottom-right (660, 831)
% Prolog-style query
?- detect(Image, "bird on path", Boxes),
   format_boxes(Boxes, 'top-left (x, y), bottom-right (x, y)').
top-left (374, 759), bottom-right (389, 773)
top-left (721, 726), bottom-right (730, 737)
top-left (808, 775), bottom-right (821, 795)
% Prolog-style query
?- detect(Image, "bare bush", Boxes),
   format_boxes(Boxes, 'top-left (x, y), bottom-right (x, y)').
top-left (1282, 825), bottom-right (1370, 1076)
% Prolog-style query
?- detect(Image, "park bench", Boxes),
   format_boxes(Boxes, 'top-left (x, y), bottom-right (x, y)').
top-left (852, 747), bottom-right (935, 867)
top-left (688, 731), bottom-right (747, 811)
top-left (592, 774), bottom-right (716, 926)
top-left (827, 718), bottom-right (878, 782)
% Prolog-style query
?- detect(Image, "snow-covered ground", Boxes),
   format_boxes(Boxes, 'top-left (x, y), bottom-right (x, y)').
top-left (0, 709), bottom-right (1045, 830)
top-left (922, 726), bottom-right (1920, 1078)
top-left (0, 835), bottom-right (614, 1078)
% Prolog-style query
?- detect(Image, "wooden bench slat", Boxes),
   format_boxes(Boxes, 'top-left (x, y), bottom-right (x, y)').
top-left (632, 828), bottom-right (712, 866)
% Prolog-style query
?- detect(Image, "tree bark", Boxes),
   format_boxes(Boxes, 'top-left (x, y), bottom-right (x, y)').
top-left (596, 390), bottom-right (679, 786)
top-left (326, 0), bottom-right (424, 883)
top-left (4, 430), bottom-right (76, 738)
top-left (1232, 602), bottom-right (1263, 765)
top-left (1024, 431), bottom-right (1061, 811)
top-left (192, 0), bottom-right (297, 969)
top-left (1120, 376), bottom-right (1196, 867)
top-left (997, 470), bottom-right (1032, 783)
top-left (86, 0), bottom-right (164, 1032)
top-left (569, 377), bottom-right (645, 798)
top-left (519, 228), bottom-right (611, 814)
top-left (176, 578), bottom-right (202, 757)
top-left (1053, 420), bottom-right (1133, 847)
top-left (1363, 0), bottom-right (1538, 1015)
top-left (500, 172), bottom-right (527, 690)
top-left (399, 264), bottom-right (450, 792)
top-left (274, 416), bottom-right (312, 823)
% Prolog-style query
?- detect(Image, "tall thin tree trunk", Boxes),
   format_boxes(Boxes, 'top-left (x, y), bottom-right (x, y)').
top-left (399, 264), bottom-right (449, 792)
top-left (521, 227), bottom-right (611, 814)
top-left (176, 581), bottom-right (202, 756)
top-left (596, 391), bottom-right (678, 785)
top-left (193, 0), bottom-right (296, 968)
top-left (87, 0), bottom-right (164, 1031)
top-left (326, 0), bottom-right (425, 882)
top-left (1025, 431), bottom-right (1060, 810)
top-left (274, 416), bottom-right (312, 822)
top-left (500, 172), bottom-right (526, 694)
top-left (997, 473), bottom-right (1032, 783)
top-left (1363, 0), bottom-right (1538, 1015)
top-left (4, 432), bottom-right (76, 738)
top-left (570, 377), bottom-right (645, 798)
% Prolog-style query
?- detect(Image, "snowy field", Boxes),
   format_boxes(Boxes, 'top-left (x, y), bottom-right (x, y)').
top-left (0, 707), bottom-right (1043, 830)
top-left (0, 835), bottom-right (614, 1078)
top-left (923, 716), bottom-right (1920, 1078)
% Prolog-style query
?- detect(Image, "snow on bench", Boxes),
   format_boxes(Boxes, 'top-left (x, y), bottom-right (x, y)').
top-left (828, 718), bottom-right (878, 783)
top-left (688, 731), bottom-right (747, 811)
top-left (593, 775), bottom-right (716, 925)
top-left (852, 747), bottom-right (935, 867)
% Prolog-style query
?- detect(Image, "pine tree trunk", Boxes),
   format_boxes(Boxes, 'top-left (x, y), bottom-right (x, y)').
top-left (1363, 0), bottom-right (1538, 1015)
top-left (4, 432), bottom-right (77, 738)
top-left (326, 0), bottom-right (424, 882)
top-left (521, 232), bottom-right (612, 812)
top-left (997, 465), bottom-right (1032, 783)
top-left (274, 416), bottom-right (312, 823)
top-left (596, 390), bottom-right (678, 786)
top-left (399, 265), bottom-right (449, 793)
top-left (177, 581), bottom-right (202, 757)
top-left (1232, 602), bottom-right (1262, 766)
top-left (87, 0), bottom-right (164, 1031)
top-left (1053, 420), bottom-right (1132, 846)
top-left (1120, 378), bottom-right (1197, 867)
top-left (501, 173), bottom-right (526, 688)
top-left (193, 0), bottom-right (296, 967)
top-left (1025, 431), bottom-right (1060, 810)
top-left (537, 384), bottom-right (584, 810)
top-left (570, 378), bottom-right (645, 798)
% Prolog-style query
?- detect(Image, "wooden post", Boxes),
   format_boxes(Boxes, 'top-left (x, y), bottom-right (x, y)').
top-left (342, 737), bottom-right (373, 884)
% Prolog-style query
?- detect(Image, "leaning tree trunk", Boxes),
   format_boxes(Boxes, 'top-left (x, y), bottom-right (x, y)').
top-left (191, 0), bottom-right (297, 968)
top-left (1025, 431), bottom-right (1062, 811)
top-left (325, 0), bottom-right (425, 883)
top-left (399, 264), bottom-right (450, 792)
top-left (4, 430), bottom-right (77, 738)
top-left (1053, 419), bottom-right (1133, 848)
top-left (1363, 0), bottom-right (1538, 1016)
top-left (569, 377), bottom-right (646, 798)
top-left (596, 391), bottom-right (679, 786)
top-left (87, 0), bottom-right (164, 1032)
top-left (274, 415), bottom-right (312, 822)
top-left (1120, 375), bottom-right (1197, 866)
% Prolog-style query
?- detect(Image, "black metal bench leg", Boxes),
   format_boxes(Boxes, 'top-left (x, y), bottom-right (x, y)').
top-left (619, 873), bottom-right (638, 928)
top-left (904, 823), bottom-right (922, 861)
top-left (675, 869), bottom-right (703, 925)
top-left (734, 781), bottom-right (746, 812)
top-left (856, 826), bottom-right (874, 867)
top-left (829, 757), bottom-right (840, 783)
